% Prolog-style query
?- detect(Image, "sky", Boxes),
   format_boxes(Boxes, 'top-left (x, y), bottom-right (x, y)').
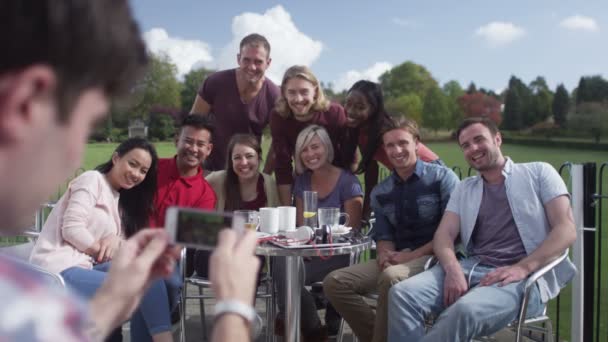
top-left (130, 0), bottom-right (607, 94)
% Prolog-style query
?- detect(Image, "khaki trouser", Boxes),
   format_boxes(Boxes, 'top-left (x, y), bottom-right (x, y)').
top-left (323, 253), bottom-right (431, 342)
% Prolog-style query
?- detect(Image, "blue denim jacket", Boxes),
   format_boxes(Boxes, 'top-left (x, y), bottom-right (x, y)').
top-left (446, 158), bottom-right (577, 302)
top-left (371, 160), bottom-right (459, 251)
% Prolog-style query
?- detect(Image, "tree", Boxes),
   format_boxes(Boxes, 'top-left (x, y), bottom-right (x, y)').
top-left (148, 112), bottom-right (176, 141)
top-left (504, 75), bottom-right (533, 126)
top-left (503, 88), bottom-right (524, 130)
top-left (568, 102), bottom-right (608, 142)
top-left (180, 67), bottom-right (213, 112)
top-left (528, 76), bottom-right (553, 124)
top-left (130, 52), bottom-right (181, 121)
top-left (552, 84), bottom-right (569, 127)
top-left (385, 93), bottom-right (423, 123)
top-left (442, 80), bottom-right (465, 128)
top-left (379, 61), bottom-right (439, 101)
top-left (576, 75), bottom-right (608, 103)
top-left (457, 92), bottom-right (502, 125)
top-left (422, 87), bottom-right (449, 134)
top-left (466, 82), bottom-right (477, 94)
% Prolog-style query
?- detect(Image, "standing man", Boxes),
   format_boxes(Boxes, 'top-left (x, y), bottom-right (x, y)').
top-left (190, 33), bottom-right (280, 171)
top-left (387, 117), bottom-right (577, 342)
top-left (0, 1), bottom-right (180, 340)
top-left (150, 114), bottom-right (217, 228)
top-left (323, 117), bottom-right (459, 342)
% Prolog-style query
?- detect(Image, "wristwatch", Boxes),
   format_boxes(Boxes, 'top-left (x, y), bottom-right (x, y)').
top-left (214, 300), bottom-right (262, 338)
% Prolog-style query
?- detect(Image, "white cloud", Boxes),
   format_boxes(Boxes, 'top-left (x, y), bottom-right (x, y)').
top-left (559, 15), bottom-right (599, 32)
top-left (143, 28), bottom-right (213, 79)
top-left (475, 21), bottom-right (526, 47)
top-left (216, 5), bottom-right (323, 83)
top-left (333, 62), bottom-right (393, 92)
top-left (392, 18), bottom-right (416, 28)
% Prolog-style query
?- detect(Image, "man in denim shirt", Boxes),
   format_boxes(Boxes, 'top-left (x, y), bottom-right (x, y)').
top-left (323, 117), bottom-right (459, 342)
top-left (387, 117), bottom-right (577, 342)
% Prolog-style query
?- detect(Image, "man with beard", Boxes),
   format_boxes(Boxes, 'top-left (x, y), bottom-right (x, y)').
top-left (387, 117), bottom-right (577, 342)
top-left (190, 33), bottom-right (280, 172)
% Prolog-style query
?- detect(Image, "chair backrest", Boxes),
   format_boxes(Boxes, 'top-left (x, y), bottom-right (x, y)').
top-left (0, 241), bottom-right (66, 288)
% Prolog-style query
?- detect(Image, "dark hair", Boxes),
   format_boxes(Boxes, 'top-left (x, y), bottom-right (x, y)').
top-left (96, 137), bottom-right (158, 237)
top-left (0, 0), bottom-right (148, 122)
top-left (346, 80), bottom-right (393, 174)
top-left (455, 117), bottom-right (499, 142)
top-left (178, 114), bottom-right (215, 141)
top-left (239, 33), bottom-right (271, 56)
top-left (224, 134), bottom-right (262, 211)
top-left (378, 116), bottom-right (421, 142)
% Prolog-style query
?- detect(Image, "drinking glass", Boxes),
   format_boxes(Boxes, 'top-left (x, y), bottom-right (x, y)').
top-left (303, 191), bottom-right (318, 228)
top-left (233, 210), bottom-right (259, 231)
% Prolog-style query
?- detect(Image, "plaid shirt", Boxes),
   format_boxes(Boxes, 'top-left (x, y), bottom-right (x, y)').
top-left (0, 255), bottom-right (91, 341)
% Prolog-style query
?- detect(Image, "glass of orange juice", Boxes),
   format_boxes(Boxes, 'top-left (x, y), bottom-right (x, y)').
top-left (303, 191), bottom-right (318, 228)
top-left (234, 210), bottom-right (259, 231)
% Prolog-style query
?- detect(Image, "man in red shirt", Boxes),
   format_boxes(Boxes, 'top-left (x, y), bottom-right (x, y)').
top-left (151, 114), bottom-right (217, 227)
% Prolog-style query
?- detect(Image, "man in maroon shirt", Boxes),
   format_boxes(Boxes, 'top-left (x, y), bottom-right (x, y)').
top-left (190, 33), bottom-right (280, 171)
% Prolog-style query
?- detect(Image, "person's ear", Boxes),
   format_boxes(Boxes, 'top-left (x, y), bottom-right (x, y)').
top-left (111, 152), bottom-right (119, 165)
top-left (0, 65), bottom-right (57, 143)
top-left (266, 57), bottom-right (272, 68)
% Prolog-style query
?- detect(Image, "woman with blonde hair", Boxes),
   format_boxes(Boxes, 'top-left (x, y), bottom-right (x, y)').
top-left (269, 65), bottom-right (349, 205)
top-left (274, 125), bottom-right (363, 341)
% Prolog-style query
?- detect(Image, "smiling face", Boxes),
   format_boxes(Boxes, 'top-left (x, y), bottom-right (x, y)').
top-left (284, 77), bottom-right (317, 121)
top-left (344, 90), bottom-right (372, 128)
top-left (458, 123), bottom-right (503, 172)
top-left (175, 126), bottom-right (213, 174)
top-left (231, 143), bottom-right (260, 181)
top-left (108, 148), bottom-right (152, 190)
top-left (237, 44), bottom-right (271, 84)
top-left (382, 128), bottom-right (419, 175)
top-left (300, 135), bottom-right (329, 171)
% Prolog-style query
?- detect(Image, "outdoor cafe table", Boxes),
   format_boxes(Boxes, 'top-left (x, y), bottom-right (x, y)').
top-left (256, 237), bottom-right (372, 342)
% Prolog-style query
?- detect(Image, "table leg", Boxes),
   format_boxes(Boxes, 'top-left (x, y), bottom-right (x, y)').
top-left (285, 255), bottom-right (301, 342)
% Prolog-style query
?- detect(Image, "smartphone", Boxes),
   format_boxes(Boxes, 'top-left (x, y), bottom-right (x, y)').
top-left (165, 207), bottom-right (245, 249)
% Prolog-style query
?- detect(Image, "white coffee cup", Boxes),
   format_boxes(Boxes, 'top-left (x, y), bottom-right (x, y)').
top-left (278, 206), bottom-right (296, 232)
top-left (259, 207), bottom-right (279, 234)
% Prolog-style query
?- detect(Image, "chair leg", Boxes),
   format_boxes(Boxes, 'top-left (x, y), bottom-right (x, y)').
top-left (179, 284), bottom-right (187, 342)
top-left (336, 318), bottom-right (345, 342)
top-left (198, 286), bottom-right (208, 341)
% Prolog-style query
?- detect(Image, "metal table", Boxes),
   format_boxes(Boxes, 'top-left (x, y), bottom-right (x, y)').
top-left (256, 238), bottom-right (372, 342)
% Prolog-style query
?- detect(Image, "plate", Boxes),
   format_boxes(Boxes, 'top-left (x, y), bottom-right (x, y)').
top-left (331, 225), bottom-right (352, 236)
top-left (256, 232), bottom-right (272, 239)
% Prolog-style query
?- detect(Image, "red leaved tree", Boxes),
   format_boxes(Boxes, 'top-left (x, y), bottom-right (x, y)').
top-left (457, 92), bottom-right (503, 126)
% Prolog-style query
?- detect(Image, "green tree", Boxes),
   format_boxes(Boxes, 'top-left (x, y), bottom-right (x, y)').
top-left (503, 88), bottom-right (524, 130)
top-left (148, 112), bottom-right (176, 141)
top-left (529, 76), bottom-right (553, 124)
top-left (552, 84), bottom-right (569, 127)
top-left (466, 82), bottom-right (477, 94)
top-left (180, 67), bottom-right (213, 112)
top-left (130, 52), bottom-right (181, 121)
top-left (442, 80), bottom-right (465, 128)
top-left (385, 93), bottom-right (423, 123)
top-left (423, 87), bottom-right (449, 134)
top-left (568, 102), bottom-right (608, 142)
top-left (379, 61), bottom-right (438, 101)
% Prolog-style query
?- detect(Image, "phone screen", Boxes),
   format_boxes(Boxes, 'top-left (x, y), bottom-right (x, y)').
top-left (168, 208), bottom-right (241, 249)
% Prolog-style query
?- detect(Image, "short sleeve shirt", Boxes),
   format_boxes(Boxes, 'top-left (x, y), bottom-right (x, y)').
top-left (293, 169), bottom-right (363, 211)
top-left (198, 69), bottom-right (280, 171)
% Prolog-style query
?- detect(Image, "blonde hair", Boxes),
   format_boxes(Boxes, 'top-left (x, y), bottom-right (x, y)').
top-left (294, 125), bottom-right (334, 174)
top-left (275, 65), bottom-right (330, 118)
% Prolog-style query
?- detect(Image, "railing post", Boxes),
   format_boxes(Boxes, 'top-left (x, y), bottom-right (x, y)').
top-left (570, 163), bottom-right (596, 342)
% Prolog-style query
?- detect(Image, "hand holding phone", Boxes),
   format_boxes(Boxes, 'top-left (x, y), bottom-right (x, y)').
top-left (165, 207), bottom-right (245, 249)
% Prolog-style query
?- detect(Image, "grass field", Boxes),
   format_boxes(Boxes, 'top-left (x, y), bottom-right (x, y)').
top-left (23, 141), bottom-right (608, 341)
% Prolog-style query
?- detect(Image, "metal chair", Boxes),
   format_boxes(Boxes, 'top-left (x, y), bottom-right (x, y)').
top-left (178, 248), bottom-right (275, 342)
top-left (423, 249), bottom-right (570, 342)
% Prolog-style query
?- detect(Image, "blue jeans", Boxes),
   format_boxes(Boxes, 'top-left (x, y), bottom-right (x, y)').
top-left (387, 257), bottom-right (544, 342)
top-left (61, 262), bottom-right (174, 341)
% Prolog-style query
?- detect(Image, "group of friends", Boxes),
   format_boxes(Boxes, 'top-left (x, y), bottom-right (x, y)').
top-left (0, 2), bottom-right (577, 342)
